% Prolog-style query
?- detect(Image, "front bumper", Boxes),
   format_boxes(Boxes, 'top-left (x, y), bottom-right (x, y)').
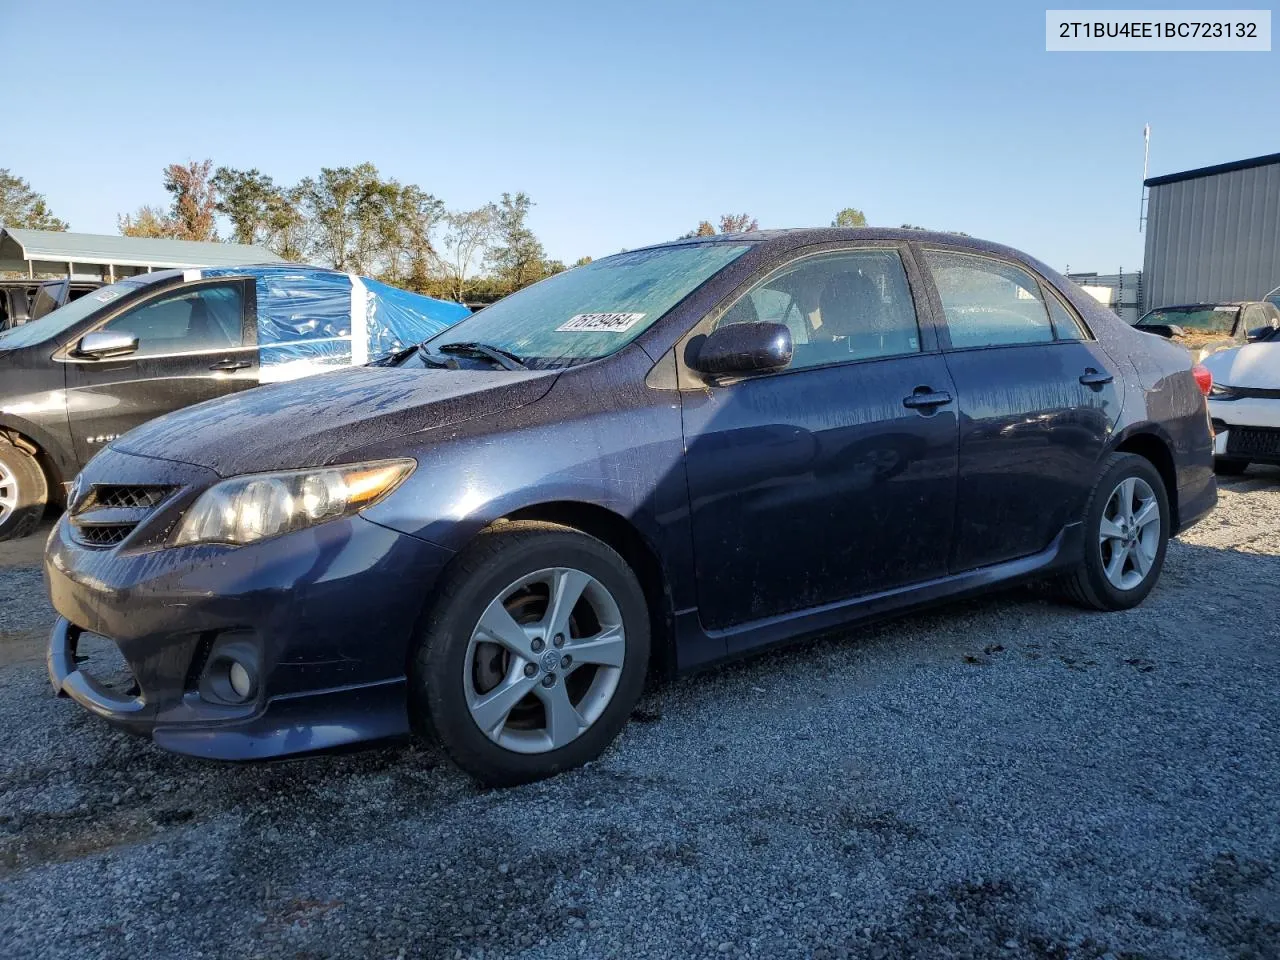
top-left (1209, 397), bottom-right (1280, 464)
top-left (45, 450), bottom-right (454, 759)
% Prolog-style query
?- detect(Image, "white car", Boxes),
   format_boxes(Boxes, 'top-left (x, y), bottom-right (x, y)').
top-left (1201, 336), bottom-right (1280, 475)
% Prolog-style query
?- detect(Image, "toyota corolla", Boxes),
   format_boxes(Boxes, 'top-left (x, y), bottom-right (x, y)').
top-left (45, 229), bottom-right (1217, 786)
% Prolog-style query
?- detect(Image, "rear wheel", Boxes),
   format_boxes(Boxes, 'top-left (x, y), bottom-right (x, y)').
top-left (410, 520), bottom-right (650, 787)
top-left (1213, 457), bottom-right (1249, 476)
top-left (1061, 452), bottom-right (1169, 611)
top-left (0, 440), bottom-right (48, 542)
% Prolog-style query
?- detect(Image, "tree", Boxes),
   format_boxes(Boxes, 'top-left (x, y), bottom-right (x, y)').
top-left (118, 205), bottom-right (173, 238)
top-left (298, 163), bottom-right (392, 273)
top-left (718, 213), bottom-right (758, 234)
top-left (690, 221), bottom-right (716, 237)
top-left (382, 184), bottom-right (445, 291)
top-left (832, 207), bottom-right (867, 228)
top-left (485, 192), bottom-right (546, 293)
top-left (0, 169), bottom-right (68, 230)
top-left (437, 205), bottom-right (497, 302)
top-left (163, 160), bottom-right (218, 241)
top-left (212, 167), bottom-right (280, 245)
top-left (573, 256), bottom-right (593, 267)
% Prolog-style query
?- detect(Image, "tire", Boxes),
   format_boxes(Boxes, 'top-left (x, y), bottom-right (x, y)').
top-left (1060, 452), bottom-right (1170, 611)
top-left (0, 440), bottom-right (48, 542)
top-left (410, 520), bottom-right (650, 787)
top-left (1214, 457), bottom-right (1249, 476)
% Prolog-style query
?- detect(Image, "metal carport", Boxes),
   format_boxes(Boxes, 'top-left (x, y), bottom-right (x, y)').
top-left (0, 227), bottom-right (284, 280)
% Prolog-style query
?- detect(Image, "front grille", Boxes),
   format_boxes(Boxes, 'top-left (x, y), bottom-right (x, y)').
top-left (79, 484), bottom-right (173, 511)
top-left (69, 483), bottom-right (176, 549)
top-left (1227, 426), bottom-right (1280, 458)
top-left (75, 524), bottom-right (135, 546)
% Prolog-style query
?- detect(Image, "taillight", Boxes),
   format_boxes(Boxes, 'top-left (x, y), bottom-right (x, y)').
top-left (1192, 363), bottom-right (1212, 396)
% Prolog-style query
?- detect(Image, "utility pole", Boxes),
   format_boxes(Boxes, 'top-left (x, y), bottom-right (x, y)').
top-left (1139, 123), bottom-right (1150, 232)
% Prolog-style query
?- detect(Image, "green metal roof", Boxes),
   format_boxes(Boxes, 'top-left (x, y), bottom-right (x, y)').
top-left (0, 227), bottom-right (286, 274)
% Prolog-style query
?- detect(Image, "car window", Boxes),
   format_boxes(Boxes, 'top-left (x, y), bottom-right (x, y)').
top-left (102, 284), bottom-right (243, 357)
top-left (924, 251), bottom-right (1055, 348)
top-left (1136, 306), bottom-right (1239, 336)
top-left (1044, 288), bottom-right (1089, 340)
top-left (715, 249), bottom-right (920, 369)
top-left (421, 243), bottom-right (750, 367)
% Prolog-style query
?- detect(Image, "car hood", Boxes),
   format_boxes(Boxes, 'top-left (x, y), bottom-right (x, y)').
top-left (111, 365), bottom-right (556, 477)
top-left (1200, 342), bottom-right (1280, 390)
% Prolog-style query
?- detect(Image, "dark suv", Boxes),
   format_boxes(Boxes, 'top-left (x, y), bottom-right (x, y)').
top-left (44, 229), bottom-right (1217, 786)
top-left (0, 266), bottom-right (466, 539)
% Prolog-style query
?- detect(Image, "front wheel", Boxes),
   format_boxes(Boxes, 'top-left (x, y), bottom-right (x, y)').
top-left (410, 520), bottom-right (650, 787)
top-left (1061, 452), bottom-right (1170, 611)
top-left (0, 440), bottom-right (48, 542)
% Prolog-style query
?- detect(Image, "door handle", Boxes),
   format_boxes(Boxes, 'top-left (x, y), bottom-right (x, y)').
top-left (902, 388), bottom-right (953, 411)
top-left (1079, 368), bottom-right (1113, 387)
top-left (209, 358), bottom-right (252, 372)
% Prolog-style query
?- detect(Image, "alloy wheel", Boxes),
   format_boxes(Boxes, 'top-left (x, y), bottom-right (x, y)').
top-left (0, 458), bottom-right (17, 525)
top-left (463, 567), bottom-right (626, 754)
top-left (1098, 476), bottom-right (1161, 591)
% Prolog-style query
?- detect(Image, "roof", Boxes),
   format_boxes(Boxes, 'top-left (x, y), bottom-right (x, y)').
top-left (0, 227), bottom-right (285, 273)
top-left (1144, 152), bottom-right (1280, 188)
top-left (635, 226), bottom-right (989, 253)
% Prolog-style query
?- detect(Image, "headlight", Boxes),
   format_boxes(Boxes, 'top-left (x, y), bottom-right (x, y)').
top-left (173, 459), bottom-right (415, 547)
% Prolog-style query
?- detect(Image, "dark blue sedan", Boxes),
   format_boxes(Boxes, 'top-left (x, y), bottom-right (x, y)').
top-left (45, 229), bottom-right (1217, 785)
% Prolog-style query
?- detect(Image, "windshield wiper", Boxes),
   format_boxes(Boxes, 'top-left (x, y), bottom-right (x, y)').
top-left (435, 341), bottom-right (529, 371)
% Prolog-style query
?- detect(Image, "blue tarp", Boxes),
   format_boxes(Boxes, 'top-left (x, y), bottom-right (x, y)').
top-left (200, 265), bottom-right (469, 381)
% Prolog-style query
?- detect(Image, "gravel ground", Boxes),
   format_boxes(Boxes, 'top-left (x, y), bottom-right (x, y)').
top-left (2, 470), bottom-right (1278, 960)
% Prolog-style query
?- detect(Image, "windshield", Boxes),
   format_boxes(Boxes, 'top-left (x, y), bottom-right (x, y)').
top-left (0, 279), bottom-right (147, 350)
top-left (422, 243), bottom-right (751, 367)
top-left (1137, 306), bottom-right (1239, 336)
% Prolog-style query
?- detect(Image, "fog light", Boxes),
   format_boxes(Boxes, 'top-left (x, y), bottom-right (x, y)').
top-left (229, 661), bottom-right (253, 700)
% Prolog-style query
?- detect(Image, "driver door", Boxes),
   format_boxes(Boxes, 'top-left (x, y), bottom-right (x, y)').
top-left (61, 279), bottom-right (258, 465)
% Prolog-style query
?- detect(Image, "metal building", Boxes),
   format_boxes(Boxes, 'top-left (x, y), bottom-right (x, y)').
top-left (1142, 152), bottom-right (1280, 309)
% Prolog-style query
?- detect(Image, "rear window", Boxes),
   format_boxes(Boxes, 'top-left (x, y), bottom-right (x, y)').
top-left (1136, 306), bottom-right (1239, 336)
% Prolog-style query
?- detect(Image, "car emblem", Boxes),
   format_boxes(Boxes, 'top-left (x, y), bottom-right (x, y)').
top-left (540, 649), bottom-right (561, 673)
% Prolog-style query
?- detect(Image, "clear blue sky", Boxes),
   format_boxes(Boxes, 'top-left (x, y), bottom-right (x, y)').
top-left (2, 0), bottom-right (1275, 273)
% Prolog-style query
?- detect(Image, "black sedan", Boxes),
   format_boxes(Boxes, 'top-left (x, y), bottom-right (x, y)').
top-left (45, 229), bottom-right (1217, 786)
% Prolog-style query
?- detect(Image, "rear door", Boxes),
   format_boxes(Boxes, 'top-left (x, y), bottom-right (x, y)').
top-left (917, 247), bottom-right (1122, 571)
top-left (60, 278), bottom-right (259, 464)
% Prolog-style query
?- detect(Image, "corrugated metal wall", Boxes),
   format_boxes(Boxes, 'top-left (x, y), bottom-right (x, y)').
top-left (1143, 162), bottom-right (1280, 308)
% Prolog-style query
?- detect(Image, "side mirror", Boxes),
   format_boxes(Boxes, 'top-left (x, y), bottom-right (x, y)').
top-left (696, 321), bottom-right (793, 376)
top-left (76, 330), bottom-right (139, 360)
top-left (1247, 326), bottom-right (1276, 342)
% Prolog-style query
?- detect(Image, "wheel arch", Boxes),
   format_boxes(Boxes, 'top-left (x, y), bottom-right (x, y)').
top-left (0, 414), bottom-right (72, 506)
top-left (1109, 426), bottom-right (1179, 532)
top-left (493, 501), bottom-right (677, 680)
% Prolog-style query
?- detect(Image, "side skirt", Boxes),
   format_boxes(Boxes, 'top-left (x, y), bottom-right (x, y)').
top-left (673, 522), bottom-right (1084, 672)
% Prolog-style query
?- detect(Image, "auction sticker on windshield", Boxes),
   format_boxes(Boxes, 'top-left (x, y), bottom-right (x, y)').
top-left (555, 313), bottom-right (646, 333)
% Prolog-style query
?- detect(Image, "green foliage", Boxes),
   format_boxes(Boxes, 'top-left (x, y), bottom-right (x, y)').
top-left (832, 207), bottom-right (867, 228)
top-left (485, 192), bottom-right (547, 294)
top-left (211, 167), bottom-right (282, 245)
top-left (0, 169), bottom-right (68, 230)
